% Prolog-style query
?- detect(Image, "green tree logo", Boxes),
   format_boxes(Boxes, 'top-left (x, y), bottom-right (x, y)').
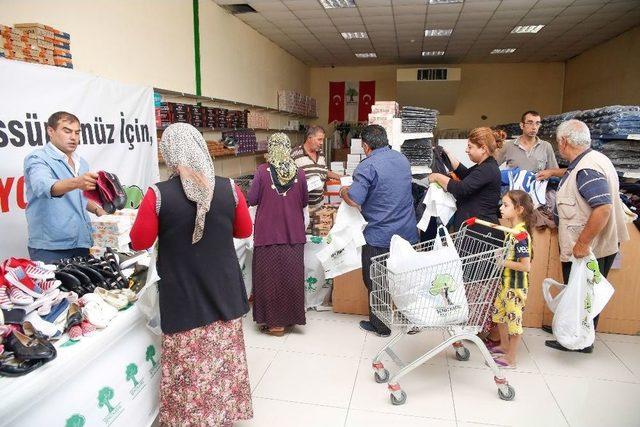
top-left (146, 345), bottom-right (157, 368)
top-left (65, 414), bottom-right (86, 427)
top-left (310, 236), bottom-right (323, 244)
top-left (126, 363), bottom-right (140, 387)
top-left (97, 387), bottom-right (116, 413)
top-left (585, 292), bottom-right (593, 312)
top-left (124, 185), bottom-right (144, 209)
top-left (346, 87), bottom-right (358, 103)
top-left (430, 274), bottom-right (457, 296)
top-left (306, 277), bottom-right (318, 292)
top-left (586, 260), bottom-right (602, 284)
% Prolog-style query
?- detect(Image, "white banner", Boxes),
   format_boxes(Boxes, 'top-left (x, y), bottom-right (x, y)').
top-left (0, 59), bottom-right (159, 260)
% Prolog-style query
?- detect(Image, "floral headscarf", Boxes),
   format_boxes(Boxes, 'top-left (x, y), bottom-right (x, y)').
top-left (160, 123), bottom-right (215, 244)
top-left (265, 133), bottom-right (297, 190)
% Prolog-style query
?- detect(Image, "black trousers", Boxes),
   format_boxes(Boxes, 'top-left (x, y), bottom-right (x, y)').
top-left (561, 252), bottom-right (617, 330)
top-left (361, 244), bottom-right (391, 335)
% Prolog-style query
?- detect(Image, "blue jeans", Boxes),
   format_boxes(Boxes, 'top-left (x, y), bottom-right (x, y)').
top-left (28, 247), bottom-right (90, 264)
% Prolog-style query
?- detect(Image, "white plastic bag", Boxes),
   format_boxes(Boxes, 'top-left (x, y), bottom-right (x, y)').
top-left (235, 237), bottom-right (253, 295)
top-left (137, 245), bottom-right (162, 335)
top-left (316, 202), bottom-right (367, 278)
top-left (304, 236), bottom-right (331, 309)
top-left (417, 183), bottom-right (457, 231)
top-left (387, 228), bottom-right (469, 326)
top-left (542, 254), bottom-right (615, 349)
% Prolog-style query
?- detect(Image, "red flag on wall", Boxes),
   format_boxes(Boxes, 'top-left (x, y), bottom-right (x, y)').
top-left (328, 81), bottom-right (345, 123)
top-left (358, 81), bottom-right (375, 122)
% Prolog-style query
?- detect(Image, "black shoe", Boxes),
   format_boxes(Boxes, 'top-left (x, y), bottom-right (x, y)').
top-left (359, 320), bottom-right (390, 337)
top-left (545, 340), bottom-right (594, 353)
top-left (0, 356), bottom-right (44, 377)
top-left (541, 325), bottom-right (553, 334)
top-left (6, 330), bottom-right (55, 361)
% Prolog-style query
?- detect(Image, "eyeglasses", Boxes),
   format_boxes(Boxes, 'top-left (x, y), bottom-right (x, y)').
top-left (523, 121), bottom-right (541, 126)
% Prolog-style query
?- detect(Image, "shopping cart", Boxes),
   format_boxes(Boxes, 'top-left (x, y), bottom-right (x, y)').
top-left (369, 218), bottom-right (527, 405)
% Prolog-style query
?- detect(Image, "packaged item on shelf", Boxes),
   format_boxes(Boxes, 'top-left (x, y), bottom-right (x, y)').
top-left (190, 105), bottom-right (205, 128)
top-left (222, 129), bottom-right (257, 154)
top-left (371, 101), bottom-right (399, 116)
top-left (278, 89), bottom-right (317, 117)
top-left (248, 111), bottom-right (269, 129)
top-left (400, 106), bottom-right (438, 133)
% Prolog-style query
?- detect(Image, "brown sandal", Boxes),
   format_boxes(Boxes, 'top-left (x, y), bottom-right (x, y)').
top-left (259, 325), bottom-right (285, 337)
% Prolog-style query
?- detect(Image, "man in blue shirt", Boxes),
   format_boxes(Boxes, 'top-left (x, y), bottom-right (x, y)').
top-left (24, 111), bottom-right (106, 263)
top-left (340, 124), bottom-right (418, 336)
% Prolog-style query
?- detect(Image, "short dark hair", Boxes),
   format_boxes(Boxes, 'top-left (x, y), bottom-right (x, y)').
top-left (47, 111), bottom-right (80, 129)
top-left (360, 124), bottom-right (388, 150)
top-left (306, 125), bottom-right (325, 140)
top-left (521, 110), bottom-right (541, 123)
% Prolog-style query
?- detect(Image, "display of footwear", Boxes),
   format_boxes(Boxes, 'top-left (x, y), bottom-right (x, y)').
top-left (80, 321), bottom-right (97, 337)
top-left (65, 303), bottom-right (83, 330)
top-left (4, 267), bottom-right (43, 297)
top-left (8, 286), bottom-right (34, 306)
top-left (37, 279), bottom-right (62, 294)
top-left (24, 315), bottom-right (62, 340)
top-left (42, 299), bottom-right (70, 324)
top-left (0, 284), bottom-right (12, 309)
top-left (114, 288), bottom-right (137, 303)
top-left (24, 289), bottom-right (60, 315)
top-left (95, 287), bottom-right (129, 310)
top-left (1, 308), bottom-right (26, 325)
top-left (55, 270), bottom-right (84, 294)
top-left (545, 340), bottom-right (594, 353)
top-left (3, 258), bottom-right (55, 281)
top-left (0, 355), bottom-right (44, 377)
top-left (67, 325), bottom-right (83, 341)
top-left (6, 330), bottom-right (55, 361)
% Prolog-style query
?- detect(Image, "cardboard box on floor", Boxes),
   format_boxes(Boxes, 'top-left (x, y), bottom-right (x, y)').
top-left (332, 268), bottom-right (369, 316)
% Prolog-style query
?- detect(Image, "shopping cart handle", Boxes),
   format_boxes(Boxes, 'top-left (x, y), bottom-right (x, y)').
top-left (464, 217), bottom-right (528, 241)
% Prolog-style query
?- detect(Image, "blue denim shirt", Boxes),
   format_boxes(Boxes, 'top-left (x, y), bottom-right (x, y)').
top-left (23, 143), bottom-right (93, 250)
top-left (348, 146), bottom-right (418, 248)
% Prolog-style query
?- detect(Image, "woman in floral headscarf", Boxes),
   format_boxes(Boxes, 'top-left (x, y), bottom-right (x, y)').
top-left (248, 133), bottom-right (309, 336)
top-left (129, 123), bottom-right (254, 426)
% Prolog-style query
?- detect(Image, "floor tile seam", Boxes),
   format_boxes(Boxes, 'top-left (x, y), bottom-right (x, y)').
top-left (540, 372), bottom-right (640, 385)
top-left (348, 406), bottom-right (458, 423)
top-left (251, 395), bottom-right (350, 411)
top-left (447, 367), bottom-right (459, 425)
top-left (275, 346), bottom-right (367, 360)
top-left (447, 363), bottom-right (542, 375)
top-left (344, 325), bottom-right (370, 427)
top-left (520, 335), bottom-right (545, 374)
top-left (250, 338), bottom-right (285, 394)
top-left (599, 338), bottom-right (638, 379)
top-left (535, 351), bottom-right (572, 427)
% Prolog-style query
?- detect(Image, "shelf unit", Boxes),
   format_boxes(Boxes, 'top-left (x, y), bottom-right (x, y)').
top-left (154, 87), bottom-right (318, 120)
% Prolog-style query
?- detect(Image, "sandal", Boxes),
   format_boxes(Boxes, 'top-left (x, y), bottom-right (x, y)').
top-left (492, 357), bottom-right (516, 370)
top-left (95, 287), bottom-right (129, 310)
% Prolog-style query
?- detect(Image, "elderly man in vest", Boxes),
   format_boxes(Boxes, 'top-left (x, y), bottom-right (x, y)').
top-left (544, 120), bottom-right (629, 353)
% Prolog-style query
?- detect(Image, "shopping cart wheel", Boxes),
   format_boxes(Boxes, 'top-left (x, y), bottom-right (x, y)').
top-left (374, 369), bottom-right (390, 383)
top-left (498, 385), bottom-right (516, 401)
top-left (455, 346), bottom-right (470, 361)
top-left (390, 390), bottom-right (407, 406)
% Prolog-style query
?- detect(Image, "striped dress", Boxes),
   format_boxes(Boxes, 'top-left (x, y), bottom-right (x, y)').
top-left (291, 145), bottom-right (328, 211)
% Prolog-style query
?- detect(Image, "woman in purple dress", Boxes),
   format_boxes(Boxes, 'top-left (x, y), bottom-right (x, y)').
top-left (248, 133), bottom-right (309, 336)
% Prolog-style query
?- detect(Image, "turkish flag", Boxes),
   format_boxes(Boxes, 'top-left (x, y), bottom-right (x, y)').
top-left (328, 81), bottom-right (345, 123)
top-left (358, 80), bottom-right (375, 122)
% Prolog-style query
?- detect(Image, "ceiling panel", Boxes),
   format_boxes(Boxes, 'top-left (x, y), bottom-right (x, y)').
top-left (214, 0), bottom-right (638, 66)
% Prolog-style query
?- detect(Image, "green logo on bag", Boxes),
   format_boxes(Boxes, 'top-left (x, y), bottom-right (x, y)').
top-left (430, 274), bottom-right (457, 296)
top-left (584, 293), bottom-right (593, 312)
top-left (126, 362), bottom-right (146, 398)
top-left (124, 185), bottom-right (144, 209)
top-left (97, 386), bottom-right (123, 425)
top-left (146, 344), bottom-right (160, 376)
top-left (306, 277), bottom-right (318, 292)
top-left (65, 414), bottom-right (86, 427)
top-left (310, 236), bottom-right (323, 244)
top-left (586, 260), bottom-right (602, 284)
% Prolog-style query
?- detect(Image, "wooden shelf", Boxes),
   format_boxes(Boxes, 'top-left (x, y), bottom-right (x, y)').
top-left (154, 87), bottom-right (318, 120)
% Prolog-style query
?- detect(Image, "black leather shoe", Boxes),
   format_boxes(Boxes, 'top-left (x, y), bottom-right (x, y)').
top-left (6, 330), bottom-right (55, 361)
top-left (0, 356), bottom-right (44, 377)
top-left (545, 340), bottom-right (594, 353)
top-left (66, 303), bottom-right (83, 330)
top-left (541, 325), bottom-right (553, 334)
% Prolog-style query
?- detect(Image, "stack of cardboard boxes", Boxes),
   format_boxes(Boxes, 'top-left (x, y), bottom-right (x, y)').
top-left (345, 138), bottom-right (365, 176)
top-left (247, 111), bottom-right (269, 129)
top-left (310, 205), bottom-right (338, 237)
top-left (368, 101), bottom-right (398, 148)
top-left (0, 23), bottom-right (72, 68)
top-left (277, 90), bottom-right (317, 117)
top-left (90, 209), bottom-right (137, 257)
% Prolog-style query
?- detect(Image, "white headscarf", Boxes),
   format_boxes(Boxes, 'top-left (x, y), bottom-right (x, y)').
top-left (160, 123), bottom-right (215, 244)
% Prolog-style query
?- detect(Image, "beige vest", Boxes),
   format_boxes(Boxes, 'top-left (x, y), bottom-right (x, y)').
top-left (556, 150), bottom-right (629, 262)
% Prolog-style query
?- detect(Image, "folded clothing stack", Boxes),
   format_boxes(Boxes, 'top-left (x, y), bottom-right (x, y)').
top-left (1, 23), bottom-right (72, 68)
top-left (581, 108), bottom-right (640, 138)
top-left (401, 138), bottom-right (433, 166)
top-left (400, 106), bottom-right (438, 133)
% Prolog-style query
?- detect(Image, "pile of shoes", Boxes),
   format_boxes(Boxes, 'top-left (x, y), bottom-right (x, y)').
top-left (0, 248), bottom-right (147, 377)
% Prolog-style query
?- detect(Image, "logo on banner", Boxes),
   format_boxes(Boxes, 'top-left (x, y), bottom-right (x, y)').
top-left (124, 185), bottom-right (144, 209)
top-left (346, 87), bottom-right (358, 104)
top-left (145, 344), bottom-right (160, 376)
top-left (65, 414), bottom-right (86, 427)
top-left (97, 386), bottom-right (123, 425)
top-left (125, 362), bottom-right (146, 398)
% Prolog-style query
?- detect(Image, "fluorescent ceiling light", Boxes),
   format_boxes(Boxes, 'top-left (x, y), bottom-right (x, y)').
top-left (422, 51), bottom-right (445, 56)
top-left (355, 53), bottom-right (377, 58)
top-left (341, 32), bottom-right (368, 39)
top-left (425, 29), bottom-right (453, 37)
top-left (319, 0), bottom-right (355, 8)
top-left (511, 25), bottom-right (545, 34)
top-left (491, 48), bottom-right (516, 54)
top-left (429, 0), bottom-right (463, 4)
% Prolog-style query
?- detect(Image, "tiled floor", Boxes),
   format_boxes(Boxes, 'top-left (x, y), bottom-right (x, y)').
top-left (237, 310), bottom-right (640, 427)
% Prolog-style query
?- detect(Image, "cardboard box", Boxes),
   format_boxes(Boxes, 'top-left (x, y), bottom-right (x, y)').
top-left (332, 268), bottom-right (369, 316)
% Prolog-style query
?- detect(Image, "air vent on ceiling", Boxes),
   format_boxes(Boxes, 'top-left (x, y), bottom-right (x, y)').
top-left (417, 68), bottom-right (448, 81)
top-left (221, 4), bottom-right (257, 14)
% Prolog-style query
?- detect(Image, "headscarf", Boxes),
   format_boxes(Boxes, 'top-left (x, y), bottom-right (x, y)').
top-left (265, 133), bottom-right (297, 192)
top-left (160, 123), bottom-right (215, 244)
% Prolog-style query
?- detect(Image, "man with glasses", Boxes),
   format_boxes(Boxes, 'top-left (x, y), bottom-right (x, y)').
top-left (495, 111), bottom-right (559, 174)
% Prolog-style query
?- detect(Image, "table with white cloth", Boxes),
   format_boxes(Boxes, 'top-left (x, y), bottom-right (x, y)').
top-left (235, 234), bottom-right (332, 310)
top-left (0, 305), bottom-right (161, 427)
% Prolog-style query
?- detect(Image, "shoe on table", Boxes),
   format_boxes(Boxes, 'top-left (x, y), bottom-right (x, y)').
top-left (541, 325), bottom-right (553, 334)
top-left (359, 320), bottom-right (390, 337)
top-left (545, 340), bottom-right (594, 353)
